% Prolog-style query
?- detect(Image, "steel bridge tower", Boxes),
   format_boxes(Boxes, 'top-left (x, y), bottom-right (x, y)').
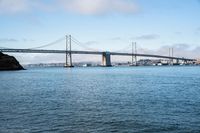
top-left (65, 35), bottom-right (73, 67)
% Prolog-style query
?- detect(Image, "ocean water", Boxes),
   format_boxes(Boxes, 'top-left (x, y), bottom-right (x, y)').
top-left (0, 66), bottom-right (200, 133)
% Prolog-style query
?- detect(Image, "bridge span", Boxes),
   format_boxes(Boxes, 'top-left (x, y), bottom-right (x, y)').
top-left (0, 48), bottom-right (196, 67)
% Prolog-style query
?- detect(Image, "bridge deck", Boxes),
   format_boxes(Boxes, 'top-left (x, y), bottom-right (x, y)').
top-left (0, 49), bottom-right (196, 61)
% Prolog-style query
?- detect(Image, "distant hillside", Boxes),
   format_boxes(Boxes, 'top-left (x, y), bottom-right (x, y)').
top-left (0, 52), bottom-right (24, 71)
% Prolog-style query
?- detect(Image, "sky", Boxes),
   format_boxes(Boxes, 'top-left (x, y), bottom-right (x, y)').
top-left (0, 0), bottom-right (200, 64)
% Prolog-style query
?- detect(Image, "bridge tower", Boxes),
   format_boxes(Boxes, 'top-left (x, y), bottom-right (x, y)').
top-left (65, 35), bottom-right (73, 67)
top-left (102, 52), bottom-right (112, 67)
top-left (169, 48), bottom-right (174, 66)
top-left (132, 42), bottom-right (137, 66)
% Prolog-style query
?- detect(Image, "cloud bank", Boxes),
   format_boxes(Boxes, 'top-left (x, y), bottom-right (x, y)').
top-left (139, 43), bottom-right (200, 59)
top-left (0, 0), bottom-right (28, 14)
top-left (0, 38), bottom-right (18, 42)
top-left (0, 0), bottom-right (138, 15)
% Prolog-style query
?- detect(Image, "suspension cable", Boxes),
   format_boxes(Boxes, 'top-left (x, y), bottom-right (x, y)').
top-left (28, 37), bottom-right (65, 49)
top-left (71, 36), bottom-right (101, 51)
top-left (0, 36), bottom-right (65, 50)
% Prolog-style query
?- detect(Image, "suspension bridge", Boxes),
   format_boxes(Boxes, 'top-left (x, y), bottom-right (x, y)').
top-left (0, 35), bottom-right (196, 67)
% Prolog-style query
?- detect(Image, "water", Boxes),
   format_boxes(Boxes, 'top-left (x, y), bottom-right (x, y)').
top-left (0, 66), bottom-right (200, 133)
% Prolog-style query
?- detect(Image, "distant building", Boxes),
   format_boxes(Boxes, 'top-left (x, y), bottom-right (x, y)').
top-left (82, 64), bottom-right (92, 67)
top-left (195, 59), bottom-right (200, 64)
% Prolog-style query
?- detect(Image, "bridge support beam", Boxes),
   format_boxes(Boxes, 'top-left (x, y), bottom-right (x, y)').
top-left (102, 52), bottom-right (112, 67)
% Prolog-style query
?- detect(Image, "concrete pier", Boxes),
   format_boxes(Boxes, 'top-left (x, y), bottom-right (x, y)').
top-left (102, 52), bottom-right (112, 67)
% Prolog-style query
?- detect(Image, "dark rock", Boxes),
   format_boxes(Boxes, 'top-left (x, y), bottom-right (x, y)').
top-left (0, 52), bottom-right (24, 71)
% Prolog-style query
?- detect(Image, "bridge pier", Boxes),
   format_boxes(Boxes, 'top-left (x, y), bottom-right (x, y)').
top-left (175, 59), bottom-right (179, 65)
top-left (102, 52), bottom-right (112, 67)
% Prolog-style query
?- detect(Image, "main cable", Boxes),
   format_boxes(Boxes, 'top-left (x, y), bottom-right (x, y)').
top-left (28, 37), bottom-right (65, 49)
top-left (71, 36), bottom-right (101, 51)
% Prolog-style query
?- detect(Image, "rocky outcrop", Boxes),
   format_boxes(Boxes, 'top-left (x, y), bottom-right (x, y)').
top-left (0, 52), bottom-right (24, 70)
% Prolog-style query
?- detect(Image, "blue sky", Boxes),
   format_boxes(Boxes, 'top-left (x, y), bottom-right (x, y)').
top-left (0, 0), bottom-right (200, 63)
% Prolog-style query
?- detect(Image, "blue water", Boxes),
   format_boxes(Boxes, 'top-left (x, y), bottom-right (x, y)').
top-left (0, 66), bottom-right (200, 133)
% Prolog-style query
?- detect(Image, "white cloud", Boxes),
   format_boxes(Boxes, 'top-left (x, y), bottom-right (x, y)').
top-left (0, 0), bottom-right (138, 15)
top-left (59, 0), bottom-right (138, 15)
top-left (0, 38), bottom-right (18, 42)
top-left (0, 0), bottom-right (29, 14)
top-left (140, 44), bottom-right (200, 59)
top-left (84, 41), bottom-right (98, 45)
top-left (110, 37), bottom-right (123, 41)
top-left (133, 34), bottom-right (160, 40)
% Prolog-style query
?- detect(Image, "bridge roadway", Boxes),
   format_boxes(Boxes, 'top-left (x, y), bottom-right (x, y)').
top-left (0, 48), bottom-right (195, 61)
